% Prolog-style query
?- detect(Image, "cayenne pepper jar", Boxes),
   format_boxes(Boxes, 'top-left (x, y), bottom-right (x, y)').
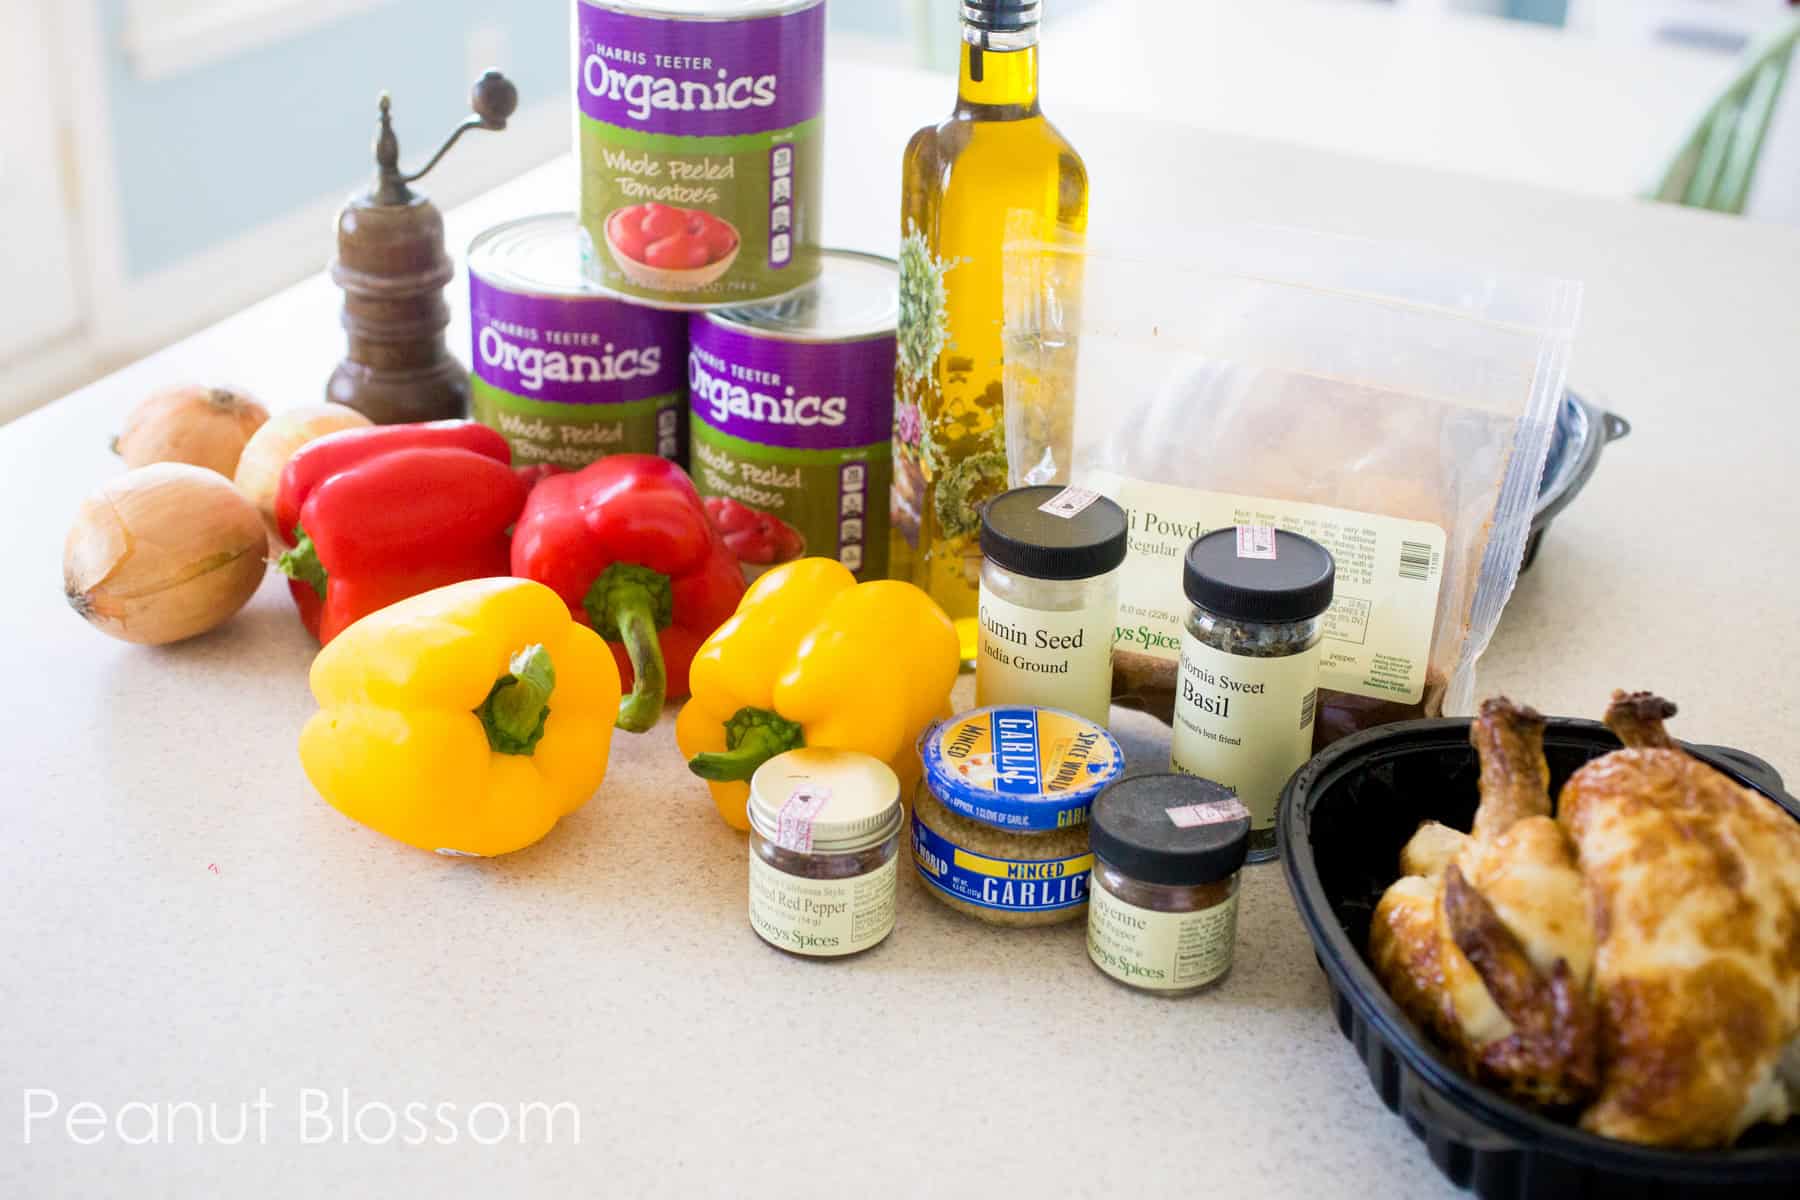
top-left (747, 749), bottom-right (903, 959)
top-left (1087, 774), bottom-right (1251, 996)
top-left (1170, 525), bottom-right (1334, 862)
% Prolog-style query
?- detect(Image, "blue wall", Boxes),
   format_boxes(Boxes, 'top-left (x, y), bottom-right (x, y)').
top-left (99, 2), bottom-right (1013, 280)
top-left (101, 0), bottom-right (568, 279)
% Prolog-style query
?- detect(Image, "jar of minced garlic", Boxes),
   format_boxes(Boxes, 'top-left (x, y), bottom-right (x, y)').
top-left (1086, 774), bottom-right (1251, 996)
top-left (912, 706), bottom-right (1124, 927)
top-left (747, 749), bottom-right (903, 959)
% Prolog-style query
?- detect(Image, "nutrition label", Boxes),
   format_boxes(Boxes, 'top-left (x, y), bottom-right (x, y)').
top-left (768, 144), bottom-right (794, 268)
top-left (1089, 472), bottom-right (1446, 705)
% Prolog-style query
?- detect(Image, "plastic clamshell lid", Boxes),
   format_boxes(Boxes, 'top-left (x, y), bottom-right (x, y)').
top-left (747, 748), bottom-right (902, 853)
top-left (919, 707), bottom-right (1124, 832)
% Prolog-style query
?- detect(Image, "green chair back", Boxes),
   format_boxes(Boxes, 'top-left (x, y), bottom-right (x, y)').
top-left (1647, 19), bottom-right (1800, 214)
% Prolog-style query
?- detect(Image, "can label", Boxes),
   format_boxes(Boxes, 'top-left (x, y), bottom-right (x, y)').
top-left (688, 317), bottom-right (893, 580)
top-left (576, 2), bottom-right (824, 305)
top-left (469, 273), bottom-right (687, 468)
top-left (911, 813), bottom-right (1092, 914)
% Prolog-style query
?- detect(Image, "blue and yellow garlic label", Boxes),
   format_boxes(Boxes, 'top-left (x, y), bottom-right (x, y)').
top-left (911, 812), bottom-right (1093, 912)
top-left (918, 706), bottom-right (1124, 832)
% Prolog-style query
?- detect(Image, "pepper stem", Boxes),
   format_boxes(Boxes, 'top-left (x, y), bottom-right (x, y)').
top-left (687, 707), bottom-right (805, 782)
top-left (584, 562), bottom-right (673, 734)
top-left (277, 526), bottom-right (328, 598)
top-left (475, 645), bottom-right (555, 755)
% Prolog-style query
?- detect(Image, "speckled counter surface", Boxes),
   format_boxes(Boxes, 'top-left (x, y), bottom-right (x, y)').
top-left (4, 63), bottom-right (1798, 1200)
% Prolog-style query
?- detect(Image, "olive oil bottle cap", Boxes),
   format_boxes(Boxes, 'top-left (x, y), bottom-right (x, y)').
top-left (963, 1), bottom-right (1041, 33)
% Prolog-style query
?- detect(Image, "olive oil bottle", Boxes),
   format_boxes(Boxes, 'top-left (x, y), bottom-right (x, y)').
top-left (890, 0), bottom-right (1088, 662)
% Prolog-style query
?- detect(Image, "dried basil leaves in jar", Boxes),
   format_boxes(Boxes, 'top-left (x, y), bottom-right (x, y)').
top-left (1088, 774), bottom-right (1251, 996)
top-left (747, 749), bottom-right (903, 958)
top-left (1169, 526), bottom-right (1334, 863)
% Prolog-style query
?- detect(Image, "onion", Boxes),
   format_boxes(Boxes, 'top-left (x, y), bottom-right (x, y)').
top-left (233, 403), bottom-right (372, 547)
top-left (114, 385), bottom-right (270, 477)
top-left (64, 464), bottom-right (268, 645)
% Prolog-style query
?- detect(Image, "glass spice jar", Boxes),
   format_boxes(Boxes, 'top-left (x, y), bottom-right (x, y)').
top-left (1170, 525), bottom-right (1335, 863)
top-left (1087, 774), bottom-right (1251, 996)
top-left (747, 749), bottom-right (903, 959)
top-left (913, 705), bottom-right (1124, 926)
top-left (976, 485), bottom-right (1129, 726)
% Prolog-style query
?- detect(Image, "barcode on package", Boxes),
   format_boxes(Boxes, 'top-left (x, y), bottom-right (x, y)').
top-left (1300, 688), bottom-right (1317, 730)
top-left (1399, 541), bottom-right (1433, 581)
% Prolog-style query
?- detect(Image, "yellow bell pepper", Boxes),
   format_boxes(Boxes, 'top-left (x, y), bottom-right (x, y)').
top-left (299, 577), bottom-right (622, 856)
top-left (675, 557), bottom-right (960, 830)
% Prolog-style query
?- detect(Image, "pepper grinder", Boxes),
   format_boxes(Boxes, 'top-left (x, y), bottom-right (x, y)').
top-left (327, 71), bottom-right (518, 424)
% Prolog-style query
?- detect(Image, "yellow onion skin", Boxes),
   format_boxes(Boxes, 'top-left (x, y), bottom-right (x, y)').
top-left (114, 385), bottom-right (270, 477)
top-left (64, 464), bottom-right (268, 645)
top-left (232, 403), bottom-right (371, 548)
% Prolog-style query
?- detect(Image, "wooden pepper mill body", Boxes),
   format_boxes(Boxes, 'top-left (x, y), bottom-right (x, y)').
top-left (328, 74), bottom-right (517, 424)
top-left (328, 195), bottom-right (465, 423)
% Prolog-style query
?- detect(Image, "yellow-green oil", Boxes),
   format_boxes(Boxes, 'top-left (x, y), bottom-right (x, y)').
top-left (891, 32), bottom-right (1088, 663)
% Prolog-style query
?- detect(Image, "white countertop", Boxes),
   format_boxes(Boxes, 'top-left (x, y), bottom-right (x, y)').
top-left (1045, 0), bottom-right (1738, 200)
top-left (4, 60), bottom-right (1799, 1199)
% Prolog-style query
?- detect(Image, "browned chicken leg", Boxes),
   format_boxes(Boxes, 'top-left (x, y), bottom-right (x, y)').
top-left (1562, 691), bottom-right (1800, 1147)
top-left (1371, 698), bottom-right (1597, 1107)
top-left (1603, 690), bottom-right (1677, 750)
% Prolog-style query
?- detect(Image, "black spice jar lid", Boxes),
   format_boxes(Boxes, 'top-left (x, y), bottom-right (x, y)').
top-left (980, 486), bottom-right (1129, 581)
top-left (1090, 774), bottom-right (1252, 886)
top-left (1183, 527), bottom-right (1335, 623)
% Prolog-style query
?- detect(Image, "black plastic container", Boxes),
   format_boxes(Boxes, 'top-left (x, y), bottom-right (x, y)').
top-left (1525, 391), bottom-right (1630, 572)
top-left (1278, 717), bottom-right (1800, 1199)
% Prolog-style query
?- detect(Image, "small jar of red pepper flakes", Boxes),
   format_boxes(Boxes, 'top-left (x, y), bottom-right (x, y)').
top-left (745, 749), bottom-right (903, 959)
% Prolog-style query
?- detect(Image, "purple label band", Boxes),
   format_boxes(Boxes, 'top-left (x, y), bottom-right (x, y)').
top-left (470, 274), bottom-right (687, 405)
top-left (688, 317), bottom-right (896, 451)
top-left (577, 3), bottom-right (825, 137)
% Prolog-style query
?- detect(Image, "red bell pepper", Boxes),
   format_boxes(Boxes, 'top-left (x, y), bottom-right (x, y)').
top-left (511, 454), bottom-right (745, 732)
top-left (275, 421), bottom-right (529, 644)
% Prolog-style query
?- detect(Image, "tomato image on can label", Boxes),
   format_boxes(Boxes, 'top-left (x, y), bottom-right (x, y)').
top-left (576, 0), bottom-right (824, 308)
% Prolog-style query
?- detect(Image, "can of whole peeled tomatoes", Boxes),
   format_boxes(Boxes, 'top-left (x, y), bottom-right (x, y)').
top-left (574, 0), bottom-right (825, 309)
top-left (469, 213), bottom-right (689, 468)
top-left (688, 249), bottom-right (897, 581)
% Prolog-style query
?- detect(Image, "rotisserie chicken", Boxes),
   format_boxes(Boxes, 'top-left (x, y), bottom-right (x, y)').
top-left (1372, 690), bottom-right (1800, 1148)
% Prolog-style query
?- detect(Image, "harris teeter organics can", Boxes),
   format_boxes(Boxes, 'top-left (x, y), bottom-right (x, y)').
top-left (688, 249), bottom-right (897, 581)
top-left (575, 0), bottom-right (824, 308)
top-left (469, 213), bottom-right (688, 468)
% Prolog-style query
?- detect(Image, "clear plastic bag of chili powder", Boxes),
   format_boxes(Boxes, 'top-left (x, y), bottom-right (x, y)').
top-left (1000, 225), bottom-right (1580, 745)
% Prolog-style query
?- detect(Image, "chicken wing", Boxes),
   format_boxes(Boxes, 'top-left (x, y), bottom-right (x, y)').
top-left (1561, 691), bottom-right (1800, 1147)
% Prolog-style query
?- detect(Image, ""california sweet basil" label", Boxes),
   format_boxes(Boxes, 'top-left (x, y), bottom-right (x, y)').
top-left (469, 274), bottom-right (687, 467)
top-left (576, 1), bottom-right (824, 305)
top-left (687, 317), bottom-right (893, 580)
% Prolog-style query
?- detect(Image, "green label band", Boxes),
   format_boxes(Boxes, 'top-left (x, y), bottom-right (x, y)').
top-left (472, 377), bottom-right (684, 468)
